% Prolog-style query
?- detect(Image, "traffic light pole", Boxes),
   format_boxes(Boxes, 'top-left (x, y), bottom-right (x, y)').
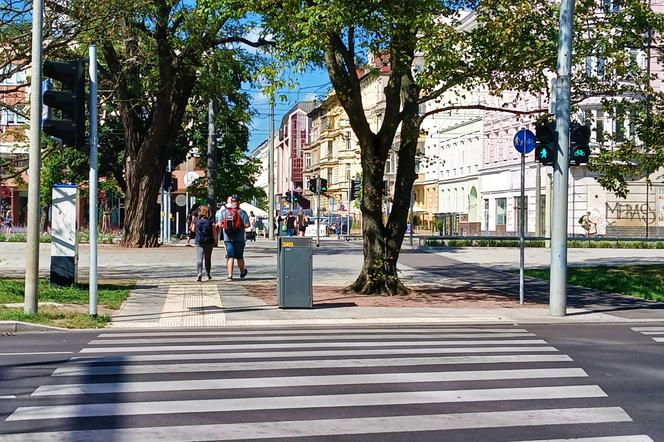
top-left (89, 45), bottom-right (98, 316)
top-left (24, 0), bottom-right (44, 314)
top-left (347, 178), bottom-right (351, 241)
top-left (316, 176), bottom-right (321, 247)
top-left (550, 0), bottom-right (575, 317)
top-left (268, 100), bottom-right (275, 240)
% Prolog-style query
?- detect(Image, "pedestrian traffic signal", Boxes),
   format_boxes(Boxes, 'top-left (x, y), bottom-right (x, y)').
top-left (570, 123), bottom-right (591, 166)
top-left (42, 59), bottom-right (86, 150)
top-left (319, 178), bottom-right (328, 193)
top-left (161, 172), bottom-right (174, 191)
top-left (350, 178), bottom-right (361, 200)
top-left (284, 191), bottom-right (292, 203)
top-left (292, 192), bottom-right (299, 203)
top-left (308, 179), bottom-right (317, 194)
top-left (535, 121), bottom-right (556, 166)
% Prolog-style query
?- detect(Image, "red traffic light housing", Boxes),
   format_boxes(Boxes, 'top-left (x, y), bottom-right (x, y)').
top-left (43, 59), bottom-right (86, 150)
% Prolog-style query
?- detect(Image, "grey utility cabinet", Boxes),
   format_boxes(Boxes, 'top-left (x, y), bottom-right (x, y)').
top-left (278, 236), bottom-right (313, 308)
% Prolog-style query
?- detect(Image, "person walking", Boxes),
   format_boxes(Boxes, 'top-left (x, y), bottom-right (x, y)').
top-left (247, 210), bottom-right (257, 242)
top-left (285, 210), bottom-right (296, 237)
top-left (190, 205), bottom-right (215, 281)
top-left (216, 195), bottom-right (250, 281)
top-left (296, 210), bottom-right (308, 237)
top-left (186, 204), bottom-right (199, 247)
top-left (4, 210), bottom-right (12, 235)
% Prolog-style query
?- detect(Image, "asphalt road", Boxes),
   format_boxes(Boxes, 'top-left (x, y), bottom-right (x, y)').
top-left (1, 324), bottom-right (663, 441)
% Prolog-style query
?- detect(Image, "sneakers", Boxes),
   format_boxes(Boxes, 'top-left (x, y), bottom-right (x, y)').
top-left (240, 269), bottom-right (248, 279)
top-left (207, 275), bottom-right (212, 281)
top-left (225, 276), bottom-right (233, 282)
top-left (196, 274), bottom-right (202, 282)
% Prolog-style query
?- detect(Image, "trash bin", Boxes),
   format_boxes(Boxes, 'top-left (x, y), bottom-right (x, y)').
top-left (278, 236), bottom-right (313, 308)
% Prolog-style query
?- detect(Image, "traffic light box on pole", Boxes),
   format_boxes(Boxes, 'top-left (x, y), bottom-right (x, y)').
top-left (319, 178), bottom-right (328, 193)
top-left (308, 179), bottom-right (317, 194)
top-left (535, 121), bottom-right (556, 166)
top-left (43, 59), bottom-right (86, 150)
top-left (570, 123), bottom-right (591, 166)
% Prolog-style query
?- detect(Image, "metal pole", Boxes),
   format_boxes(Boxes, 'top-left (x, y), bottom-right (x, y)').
top-left (268, 100), bottom-right (275, 239)
top-left (166, 160), bottom-right (172, 242)
top-left (550, 0), bottom-right (575, 317)
top-left (88, 46), bottom-right (98, 316)
top-left (535, 162), bottom-right (542, 237)
top-left (347, 178), bottom-right (351, 240)
top-left (24, 0), bottom-right (44, 314)
top-left (185, 152), bottom-right (189, 217)
top-left (519, 149), bottom-right (525, 305)
top-left (206, 100), bottom-right (216, 209)
top-left (316, 176), bottom-right (320, 247)
top-left (409, 188), bottom-right (414, 247)
top-left (160, 188), bottom-right (164, 243)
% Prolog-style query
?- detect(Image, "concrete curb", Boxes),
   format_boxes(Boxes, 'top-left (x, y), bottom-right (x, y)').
top-left (0, 321), bottom-right (69, 332)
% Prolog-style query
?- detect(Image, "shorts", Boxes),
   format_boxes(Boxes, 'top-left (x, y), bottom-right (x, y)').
top-left (224, 240), bottom-right (245, 259)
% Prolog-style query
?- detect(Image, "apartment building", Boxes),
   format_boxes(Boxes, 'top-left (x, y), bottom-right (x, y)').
top-left (0, 62), bottom-right (29, 226)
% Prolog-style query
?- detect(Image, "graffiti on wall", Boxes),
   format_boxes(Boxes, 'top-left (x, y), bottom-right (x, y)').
top-left (605, 202), bottom-right (656, 225)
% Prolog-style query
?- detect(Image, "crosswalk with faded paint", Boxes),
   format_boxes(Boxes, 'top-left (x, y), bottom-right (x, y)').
top-left (0, 327), bottom-right (653, 441)
top-left (631, 326), bottom-right (664, 342)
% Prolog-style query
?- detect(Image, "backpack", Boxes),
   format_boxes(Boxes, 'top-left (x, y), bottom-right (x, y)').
top-left (578, 215), bottom-right (585, 225)
top-left (196, 218), bottom-right (214, 244)
top-left (223, 208), bottom-right (243, 235)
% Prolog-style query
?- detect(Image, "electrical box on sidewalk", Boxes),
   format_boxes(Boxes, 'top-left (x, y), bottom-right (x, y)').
top-left (278, 236), bottom-right (313, 308)
top-left (50, 184), bottom-right (79, 286)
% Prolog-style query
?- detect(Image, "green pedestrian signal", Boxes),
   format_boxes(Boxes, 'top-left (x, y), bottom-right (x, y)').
top-left (319, 178), bottom-right (328, 193)
top-left (535, 120), bottom-right (556, 166)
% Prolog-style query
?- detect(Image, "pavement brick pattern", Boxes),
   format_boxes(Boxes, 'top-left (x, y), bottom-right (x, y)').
top-left (0, 327), bottom-right (653, 441)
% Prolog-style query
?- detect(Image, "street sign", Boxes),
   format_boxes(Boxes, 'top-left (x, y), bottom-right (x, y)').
top-left (183, 171), bottom-right (200, 187)
top-left (513, 129), bottom-right (536, 154)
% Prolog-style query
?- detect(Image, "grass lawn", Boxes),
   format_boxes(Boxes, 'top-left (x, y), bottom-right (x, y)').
top-left (0, 279), bottom-right (133, 328)
top-left (525, 265), bottom-right (664, 303)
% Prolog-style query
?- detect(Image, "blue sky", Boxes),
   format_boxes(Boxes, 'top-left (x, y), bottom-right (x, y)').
top-left (246, 68), bottom-right (330, 152)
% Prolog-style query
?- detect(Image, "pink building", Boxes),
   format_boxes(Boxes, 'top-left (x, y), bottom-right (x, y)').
top-left (275, 101), bottom-right (317, 208)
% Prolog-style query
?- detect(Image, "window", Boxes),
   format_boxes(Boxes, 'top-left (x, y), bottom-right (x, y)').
top-left (615, 109), bottom-right (626, 142)
top-left (326, 140), bottom-right (333, 159)
top-left (1, 109), bottom-right (26, 125)
top-left (345, 133), bottom-right (351, 150)
top-left (484, 199), bottom-right (490, 231)
top-left (332, 167), bottom-right (338, 184)
top-left (496, 198), bottom-right (507, 226)
top-left (0, 65), bottom-right (26, 85)
top-left (514, 196), bottom-right (528, 232)
top-left (327, 168), bottom-right (332, 183)
top-left (305, 153), bottom-right (312, 169)
top-left (596, 110), bottom-right (605, 143)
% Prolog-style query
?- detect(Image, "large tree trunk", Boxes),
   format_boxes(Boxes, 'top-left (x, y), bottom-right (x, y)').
top-left (121, 152), bottom-right (164, 247)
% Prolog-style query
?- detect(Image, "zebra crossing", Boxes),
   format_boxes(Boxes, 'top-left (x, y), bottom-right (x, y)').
top-left (631, 326), bottom-right (664, 342)
top-left (0, 327), bottom-right (653, 441)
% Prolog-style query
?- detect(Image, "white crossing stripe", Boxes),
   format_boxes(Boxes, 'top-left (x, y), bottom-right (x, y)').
top-left (0, 407), bottom-right (635, 441)
top-left (8, 385), bottom-right (607, 421)
top-left (78, 339), bottom-right (548, 353)
top-left (631, 327), bottom-right (664, 342)
top-left (0, 352), bottom-right (73, 356)
top-left (520, 436), bottom-right (653, 442)
top-left (52, 354), bottom-right (573, 376)
top-left (96, 328), bottom-right (532, 338)
top-left (33, 367), bottom-right (588, 396)
top-left (87, 332), bottom-right (535, 345)
top-left (69, 346), bottom-right (560, 363)
top-left (0, 395), bottom-right (16, 399)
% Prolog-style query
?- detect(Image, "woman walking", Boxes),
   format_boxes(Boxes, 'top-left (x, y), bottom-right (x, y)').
top-left (190, 205), bottom-right (215, 281)
top-left (285, 210), bottom-right (296, 237)
top-left (296, 210), bottom-right (308, 237)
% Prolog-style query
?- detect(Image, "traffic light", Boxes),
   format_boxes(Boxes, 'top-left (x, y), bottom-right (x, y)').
top-left (42, 59), bottom-right (86, 150)
top-left (308, 179), bottom-right (317, 194)
top-left (292, 192), bottom-right (299, 203)
top-left (570, 123), bottom-right (591, 166)
top-left (535, 121), bottom-right (556, 166)
top-left (319, 178), bottom-right (328, 193)
top-left (161, 172), bottom-right (173, 191)
top-left (284, 191), bottom-right (292, 203)
top-left (350, 178), bottom-right (361, 200)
